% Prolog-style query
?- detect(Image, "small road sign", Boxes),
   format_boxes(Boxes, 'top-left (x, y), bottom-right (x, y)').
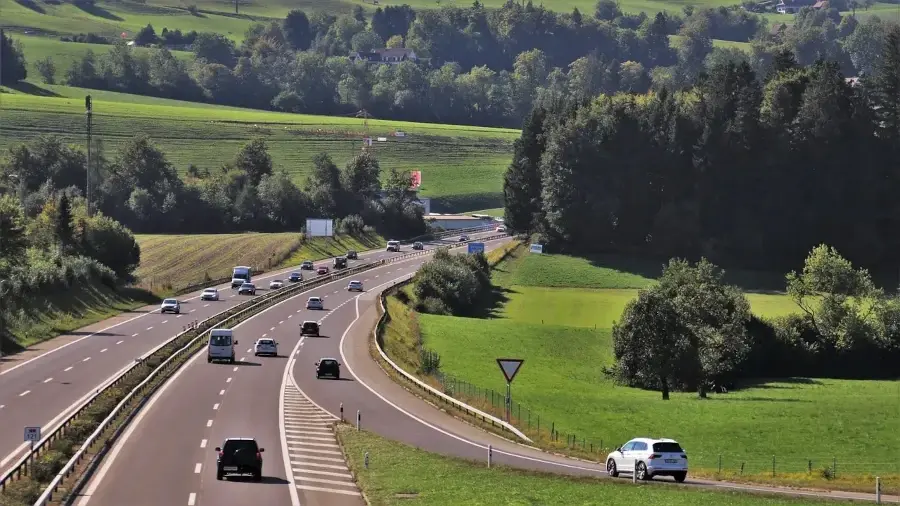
top-left (529, 244), bottom-right (543, 254)
top-left (496, 358), bottom-right (524, 383)
top-left (24, 427), bottom-right (41, 442)
top-left (467, 242), bottom-right (485, 254)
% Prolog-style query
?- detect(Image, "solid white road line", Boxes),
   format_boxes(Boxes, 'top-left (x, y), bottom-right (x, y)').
top-left (292, 461), bottom-right (347, 471)
top-left (279, 337), bottom-right (304, 506)
top-left (293, 468), bottom-right (352, 479)
top-left (295, 485), bottom-right (361, 496)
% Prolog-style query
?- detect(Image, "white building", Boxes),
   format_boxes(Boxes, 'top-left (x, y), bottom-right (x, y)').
top-left (426, 214), bottom-right (495, 231)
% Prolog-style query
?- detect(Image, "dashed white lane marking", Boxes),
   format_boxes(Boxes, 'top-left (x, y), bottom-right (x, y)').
top-left (226, 377), bottom-right (232, 383)
top-left (194, 463), bottom-right (202, 473)
top-left (43, 377), bottom-right (53, 383)
top-left (177, 315), bottom-right (183, 318)
top-left (132, 333), bottom-right (139, 337)
top-left (0, 405), bottom-right (4, 409)
top-left (83, 357), bottom-right (91, 362)
top-left (282, 386), bottom-right (362, 499)
top-left (116, 340), bottom-right (124, 345)
top-left (288, 315), bottom-right (292, 318)
top-left (146, 327), bottom-right (153, 331)
top-left (233, 366), bottom-right (238, 372)
top-left (190, 309), bottom-right (196, 313)
top-left (219, 389), bottom-right (225, 395)
top-left (64, 366), bottom-right (73, 372)
top-left (19, 390), bottom-right (30, 397)
top-left (296, 310), bottom-right (301, 313)
top-left (188, 492), bottom-right (197, 506)
top-left (206, 419), bottom-right (213, 427)
top-left (239, 357), bottom-right (245, 362)
top-left (162, 320), bottom-right (169, 324)
top-left (270, 327), bottom-right (275, 331)
top-left (100, 348), bottom-right (108, 353)
top-left (213, 403), bottom-right (220, 410)
top-left (204, 304), bottom-right (210, 307)
top-left (200, 439), bottom-right (208, 448)
top-left (246, 348), bottom-right (252, 353)
top-left (279, 320), bottom-right (284, 325)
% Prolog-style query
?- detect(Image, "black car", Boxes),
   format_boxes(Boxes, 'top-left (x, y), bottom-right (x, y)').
top-left (300, 321), bottom-right (320, 337)
top-left (215, 438), bottom-right (264, 481)
top-left (412, 242), bottom-right (424, 250)
top-left (288, 272), bottom-right (303, 282)
top-left (301, 260), bottom-right (314, 270)
top-left (333, 256), bottom-right (347, 269)
top-left (346, 250), bottom-right (358, 260)
top-left (315, 358), bottom-right (341, 379)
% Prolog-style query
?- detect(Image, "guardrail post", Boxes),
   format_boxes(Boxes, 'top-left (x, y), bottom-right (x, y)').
top-left (488, 445), bottom-right (492, 468)
top-left (632, 467), bottom-right (637, 483)
top-left (364, 452), bottom-right (369, 469)
top-left (876, 477), bottom-right (881, 504)
top-left (340, 403), bottom-right (344, 421)
top-left (356, 410), bottom-right (360, 431)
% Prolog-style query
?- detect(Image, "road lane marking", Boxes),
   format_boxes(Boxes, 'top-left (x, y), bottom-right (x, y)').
top-left (146, 327), bottom-right (153, 331)
top-left (0, 405), bottom-right (4, 409)
top-left (291, 461), bottom-right (347, 470)
top-left (83, 357), bottom-right (91, 362)
top-left (200, 439), bottom-right (207, 448)
top-left (288, 315), bottom-right (292, 318)
top-left (188, 493), bottom-right (197, 506)
top-left (262, 333), bottom-right (267, 337)
top-left (100, 348), bottom-right (108, 353)
top-left (233, 367), bottom-right (238, 372)
top-left (162, 320), bottom-right (168, 324)
top-left (177, 315), bottom-right (183, 318)
top-left (295, 485), bottom-right (362, 496)
top-left (279, 320), bottom-right (284, 325)
top-left (219, 389), bottom-right (225, 395)
top-left (116, 340), bottom-right (124, 344)
top-left (132, 333), bottom-right (139, 337)
top-left (64, 366), bottom-right (73, 372)
top-left (19, 390), bottom-right (30, 397)
top-left (239, 357), bottom-right (245, 362)
top-left (204, 304), bottom-right (210, 307)
top-left (194, 463), bottom-right (202, 473)
top-left (213, 403), bottom-right (219, 410)
top-left (246, 348), bottom-right (251, 353)
top-left (226, 377), bottom-right (232, 383)
top-left (270, 327), bottom-right (275, 331)
top-left (206, 419), bottom-right (213, 427)
top-left (43, 377), bottom-right (53, 383)
top-left (190, 309), bottom-right (196, 312)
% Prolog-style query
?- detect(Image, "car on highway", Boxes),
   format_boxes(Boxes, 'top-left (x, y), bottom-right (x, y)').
top-left (301, 260), bottom-right (314, 270)
top-left (333, 256), bottom-right (348, 269)
top-left (412, 241), bottom-right (424, 250)
top-left (496, 225), bottom-right (506, 233)
top-left (300, 320), bottom-right (320, 337)
top-left (459, 234), bottom-right (470, 242)
top-left (269, 279), bottom-right (283, 289)
top-left (201, 288), bottom-right (220, 301)
top-left (238, 282), bottom-right (256, 295)
top-left (347, 250), bottom-right (358, 259)
top-left (315, 358), bottom-right (341, 379)
top-left (215, 438), bottom-right (264, 481)
top-left (317, 265), bottom-right (329, 275)
top-left (288, 272), bottom-right (303, 282)
top-left (347, 280), bottom-right (364, 292)
top-left (208, 329), bottom-right (238, 364)
top-left (160, 298), bottom-right (181, 314)
top-left (253, 338), bottom-right (278, 357)
top-left (606, 437), bottom-right (688, 483)
top-left (386, 240), bottom-right (400, 252)
top-left (306, 297), bottom-right (324, 310)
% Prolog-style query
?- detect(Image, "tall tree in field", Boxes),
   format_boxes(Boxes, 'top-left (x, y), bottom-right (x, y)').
top-left (233, 137), bottom-right (273, 187)
top-left (502, 107), bottom-right (546, 233)
top-left (871, 25), bottom-right (900, 144)
top-left (55, 194), bottom-right (74, 253)
top-left (305, 153), bottom-right (344, 217)
top-left (0, 29), bottom-right (27, 85)
top-left (283, 10), bottom-right (312, 51)
top-left (341, 151), bottom-right (381, 214)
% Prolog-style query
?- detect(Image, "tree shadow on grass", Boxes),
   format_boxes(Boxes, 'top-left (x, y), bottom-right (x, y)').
top-left (14, 0), bottom-right (45, 14)
top-left (471, 286), bottom-right (517, 319)
top-left (708, 396), bottom-right (811, 403)
top-left (737, 377), bottom-right (823, 390)
top-left (74, 1), bottom-right (124, 21)
top-left (7, 81), bottom-right (61, 97)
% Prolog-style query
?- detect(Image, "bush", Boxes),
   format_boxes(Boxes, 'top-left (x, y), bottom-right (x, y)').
top-left (337, 214), bottom-right (366, 235)
top-left (50, 437), bottom-right (77, 458)
top-left (0, 477), bottom-right (42, 505)
top-left (413, 249), bottom-right (491, 316)
top-left (30, 450), bottom-right (66, 482)
top-left (64, 418), bottom-right (98, 443)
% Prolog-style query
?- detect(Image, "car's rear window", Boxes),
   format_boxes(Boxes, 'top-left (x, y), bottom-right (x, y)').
top-left (321, 360), bottom-right (337, 366)
top-left (210, 335), bottom-right (231, 346)
top-left (310, 298), bottom-right (320, 302)
top-left (653, 442), bottom-right (684, 453)
top-left (223, 440), bottom-right (258, 453)
top-left (259, 340), bottom-right (273, 345)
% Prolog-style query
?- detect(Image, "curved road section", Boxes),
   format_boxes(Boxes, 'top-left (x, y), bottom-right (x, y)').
top-left (66, 238), bottom-right (897, 505)
top-left (0, 233), bottom-right (494, 476)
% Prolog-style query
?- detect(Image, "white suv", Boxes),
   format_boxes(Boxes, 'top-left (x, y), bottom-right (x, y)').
top-left (606, 437), bottom-right (688, 482)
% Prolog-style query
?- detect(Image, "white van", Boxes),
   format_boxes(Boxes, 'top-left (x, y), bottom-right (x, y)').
top-left (208, 329), bottom-right (238, 364)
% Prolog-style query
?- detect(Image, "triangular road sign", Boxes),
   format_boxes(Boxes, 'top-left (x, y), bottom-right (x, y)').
top-left (496, 358), bottom-right (524, 383)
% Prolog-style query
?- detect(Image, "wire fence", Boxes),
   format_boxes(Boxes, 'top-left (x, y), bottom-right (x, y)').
top-left (419, 353), bottom-right (899, 478)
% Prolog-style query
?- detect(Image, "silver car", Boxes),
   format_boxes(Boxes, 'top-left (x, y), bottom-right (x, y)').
top-left (201, 288), bottom-right (219, 301)
top-left (347, 280), bottom-right (364, 292)
top-left (160, 298), bottom-right (180, 314)
top-left (306, 297), bottom-right (324, 310)
top-left (253, 338), bottom-right (278, 357)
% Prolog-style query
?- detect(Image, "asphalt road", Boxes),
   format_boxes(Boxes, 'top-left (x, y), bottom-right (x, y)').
top-left (0, 231), bottom-right (497, 476)
top-left (72, 238), bottom-right (487, 506)
top-left (46, 235), bottom-right (899, 505)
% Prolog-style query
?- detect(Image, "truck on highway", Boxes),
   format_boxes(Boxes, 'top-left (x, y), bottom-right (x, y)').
top-left (231, 266), bottom-right (252, 288)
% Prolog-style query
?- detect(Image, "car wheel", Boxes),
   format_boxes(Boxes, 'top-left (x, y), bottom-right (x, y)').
top-left (253, 470), bottom-right (262, 482)
top-left (316, 373), bottom-right (320, 379)
top-left (674, 472), bottom-right (687, 483)
top-left (335, 373), bottom-right (340, 380)
top-left (607, 459), bottom-right (619, 478)
top-left (636, 462), bottom-right (651, 481)
top-left (230, 357), bottom-right (235, 364)
top-left (254, 352), bottom-right (259, 356)
top-left (216, 471), bottom-right (224, 480)
top-left (207, 357), bottom-right (212, 363)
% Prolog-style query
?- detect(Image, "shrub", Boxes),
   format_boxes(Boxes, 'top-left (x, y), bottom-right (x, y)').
top-left (419, 349), bottom-right (441, 375)
top-left (50, 437), bottom-right (77, 458)
top-left (0, 477), bottom-right (42, 505)
top-left (337, 214), bottom-right (365, 235)
top-left (413, 250), bottom-right (491, 316)
top-left (30, 450), bottom-right (66, 482)
top-left (65, 418), bottom-right (98, 443)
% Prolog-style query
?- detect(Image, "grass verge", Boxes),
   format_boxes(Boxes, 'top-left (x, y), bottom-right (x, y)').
top-left (334, 424), bottom-right (848, 506)
top-left (375, 243), bottom-right (899, 494)
top-left (133, 231), bottom-right (381, 294)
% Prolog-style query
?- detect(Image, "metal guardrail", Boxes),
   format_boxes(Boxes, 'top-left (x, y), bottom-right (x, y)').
top-left (24, 238), bottom-right (485, 504)
top-left (371, 235), bottom-right (531, 443)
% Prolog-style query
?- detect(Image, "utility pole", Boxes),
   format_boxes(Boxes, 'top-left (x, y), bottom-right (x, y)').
top-left (85, 95), bottom-right (93, 217)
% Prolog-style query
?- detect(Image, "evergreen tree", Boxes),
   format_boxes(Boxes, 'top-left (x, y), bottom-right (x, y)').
top-left (55, 194), bottom-right (74, 253)
top-left (502, 107), bottom-right (546, 233)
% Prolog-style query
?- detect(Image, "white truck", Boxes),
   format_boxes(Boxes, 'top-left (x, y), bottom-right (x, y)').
top-left (231, 266), bottom-right (252, 288)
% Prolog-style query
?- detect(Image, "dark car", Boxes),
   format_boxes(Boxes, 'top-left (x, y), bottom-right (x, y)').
top-left (412, 242), bottom-right (424, 250)
top-left (301, 260), bottom-right (314, 270)
top-left (288, 272), bottom-right (303, 282)
top-left (215, 438), bottom-right (264, 481)
top-left (315, 358), bottom-right (341, 379)
top-left (346, 250), bottom-right (358, 260)
top-left (333, 256), bottom-right (347, 269)
top-left (300, 320), bottom-right (320, 337)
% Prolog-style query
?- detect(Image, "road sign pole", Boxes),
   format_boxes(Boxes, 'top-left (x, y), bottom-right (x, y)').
top-left (505, 382), bottom-right (511, 422)
top-left (496, 358), bottom-right (524, 425)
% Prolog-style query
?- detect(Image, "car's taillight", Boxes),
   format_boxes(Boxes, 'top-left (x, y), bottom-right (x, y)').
top-left (256, 452), bottom-right (262, 460)
top-left (218, 451), bottom-right (224, 458)
top-left (648, 454), bottom-right (661, 460)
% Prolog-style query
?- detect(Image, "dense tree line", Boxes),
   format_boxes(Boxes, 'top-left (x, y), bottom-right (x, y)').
top-left (611, 246), bottom-right (900, 397)
top-left (504, 26), bottom-right (900, 276)
top-left (1, 135), bottom-right (427, 239)
top-left (412, 247), bottom-right (492, 315)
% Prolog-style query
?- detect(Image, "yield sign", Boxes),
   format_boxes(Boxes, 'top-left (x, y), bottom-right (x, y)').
top-left (496, 358), bottom-right (524, 383)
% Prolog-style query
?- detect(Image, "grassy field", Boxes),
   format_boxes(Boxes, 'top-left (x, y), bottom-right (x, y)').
top-left (4, 282), bottom-right (156, 352)
top-left (0, 91), bottom-right (515, 212)
top-left (133, 231), bottom-right (381, 293)
top-left (336, 425), bottom-right (850, 506)
top-left (380, 244), bottom-right (899, 491)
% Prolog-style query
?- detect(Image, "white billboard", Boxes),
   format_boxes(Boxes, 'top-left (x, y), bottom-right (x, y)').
top-left (306, 218), bottom-right (334, 237)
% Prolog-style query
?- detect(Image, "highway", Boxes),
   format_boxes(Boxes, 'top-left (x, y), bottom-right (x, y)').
top-left (0, 231), bottom-right (495, 477)
top-left (50, 235), bottom-right (900, 505)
